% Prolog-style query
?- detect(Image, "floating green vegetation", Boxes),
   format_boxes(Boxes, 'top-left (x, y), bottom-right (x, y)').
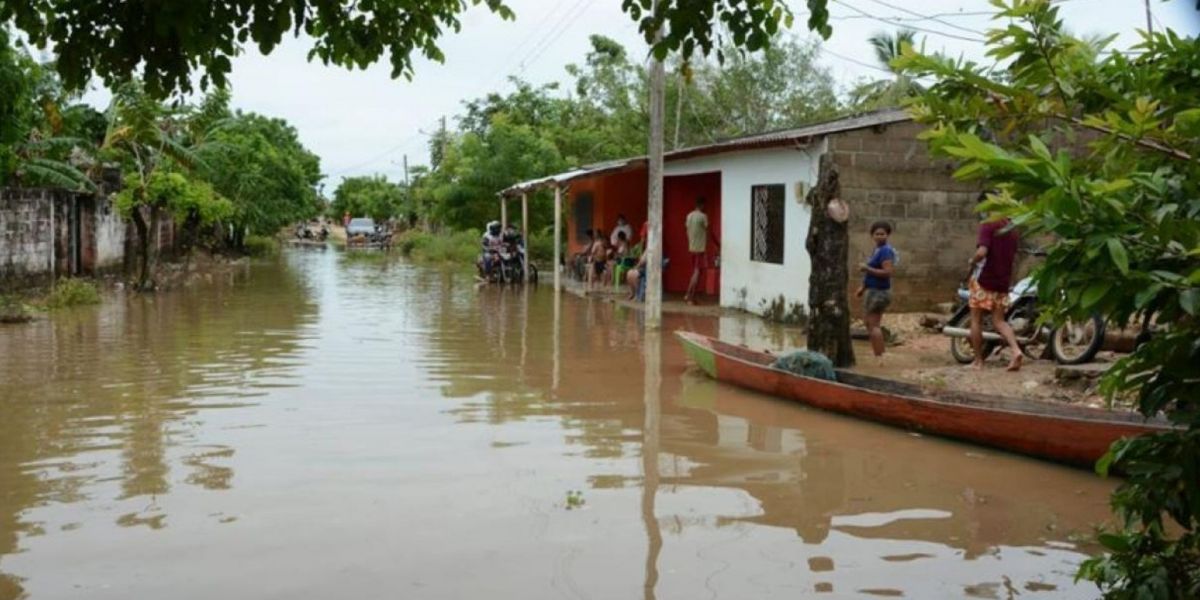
top-left (565, 490), bottom-right (585, 510)
top-left (45, 278), bottom-right (101, 309)
top-left (0, 294), bottom-right (35, 323)
top-left (243, 235), bottom-right (280, 258)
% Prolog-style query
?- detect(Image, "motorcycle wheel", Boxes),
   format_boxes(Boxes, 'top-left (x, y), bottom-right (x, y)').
top-left (1050, 315), bottom-right (1106, 365)
top-left (1008, 302), bottom-right (1047, 361)
top-left (947, 310), bottom-right (993, 364)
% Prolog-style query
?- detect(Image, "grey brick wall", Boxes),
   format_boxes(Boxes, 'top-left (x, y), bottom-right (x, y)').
top-left (1, 188), bottom-right (58, 281)
top-left (829, 122), bottom-right (983, 313)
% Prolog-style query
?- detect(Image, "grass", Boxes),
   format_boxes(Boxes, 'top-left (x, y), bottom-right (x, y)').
top-left (396, 229), bottom-right (481, 265)
top-left (45, 278), bottom-right (101, 309)
top-left (395, 227), bottom-right (555, 267)
top-left (0, 294), bottom-right (35, 323)
top-left (243, 235), bottom-right (280, 258)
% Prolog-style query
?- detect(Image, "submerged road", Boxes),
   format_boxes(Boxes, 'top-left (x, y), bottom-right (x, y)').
top-left (0, 248), bottom-right (1115, 599)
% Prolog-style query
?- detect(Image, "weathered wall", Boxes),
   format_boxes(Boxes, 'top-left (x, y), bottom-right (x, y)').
top-left (94, 197), bottom-right (126, 270)
top-left (1, 188), bottom-right (129, 283)
top-left (828, 121), bottom-right (982, 313)
top-left (1, 189), bottom-right (58, 282)
top-left (666, 144), bottom-right (823, 315)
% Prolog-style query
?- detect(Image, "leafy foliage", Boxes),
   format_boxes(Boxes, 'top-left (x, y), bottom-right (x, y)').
top-left (411, 34), bottom-right (839, 233)
top-left (0, 0), bottom-right (515, 97)
top-left (849, 29), bottom-right (923, 110)
top-left (0, 28), bottom-right (97, 190)
top-left (330, 175), bottom-right (407, 222)
top-left (191, 92), bottom-right (323, 237)
top-left (44, 277), bottom-right (100, 308)
top-left (895, 1), bottom-right (1199, 596)
top-left (623, 0), bottom-right (796, 61)
top-left (114, 170), bottom-right (232, 227)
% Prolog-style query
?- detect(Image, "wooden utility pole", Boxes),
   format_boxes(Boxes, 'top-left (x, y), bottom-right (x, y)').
top-left (402, 154), bottom-right (410, 187)
top-left (645, 0), bottom-right (666, 330)
top-left (521, 192), bottom-right (529, 283)
top-left (553, 186), bottom-right (563, 293)
top-left (672, 71), bottom-right (684, 150)
top-left (1144, 0), bottom-right (1153, 34)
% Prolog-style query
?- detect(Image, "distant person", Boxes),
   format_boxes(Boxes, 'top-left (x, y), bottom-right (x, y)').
top-left (610, 215), bottom-right (633, 248)
top-left (573, 229), bottom-right (595, 280)
top-left (855, 221), bottom-right (896, 363)
top-left (684, 197), bottom-right (718, 304)
top-left (342, 211), bottom-right (351, 228)
top-left (586, 231), bottom-right (609, 291)
top-left (967, 193), bottom-right (1023, 371)
top-left (477, 220), bottom-right (504, 279)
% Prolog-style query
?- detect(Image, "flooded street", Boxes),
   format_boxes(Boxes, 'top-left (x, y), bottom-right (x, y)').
top-left (0, 249), bottom-right (1118, 599)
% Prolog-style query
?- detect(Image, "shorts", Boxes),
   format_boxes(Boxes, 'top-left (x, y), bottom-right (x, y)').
top-left (968, 278), bottom-right (1009, 311)
top-left (864, 288), bottom-right (891, 314)
top-left (690, 252), bottom-right (707, 271)
top-left (593, 261), bottom-right (606, 275)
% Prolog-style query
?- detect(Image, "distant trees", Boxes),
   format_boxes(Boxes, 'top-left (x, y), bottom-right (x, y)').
top-left (330, 175), bottom-right (407, 223)
top-left (401, 33), bottom-right (842, 234)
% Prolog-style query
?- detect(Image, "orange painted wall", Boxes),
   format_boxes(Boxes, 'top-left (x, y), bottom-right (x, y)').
top-left (565, 167), bottom-right (648, 252)
top-left (562, 167), bottom-right (721, 294)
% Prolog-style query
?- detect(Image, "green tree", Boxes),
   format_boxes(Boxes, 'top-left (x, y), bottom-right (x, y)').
top-left (190, 92), bottom-right (322, 246)
top-left (685, 36), bottom-right (839, 143)
top-left (330, 175), bottom-right (406, 223)
top-left (894, 1), bottom-right (1199, 596)
top-left (849, 29), bottom-right (923, 110)
top-left (0, 30), bottom-right (96, 190)
top-left (100, 81), bottom-right (204, 288)
top-left (0, 0), bottom-right (516, 97)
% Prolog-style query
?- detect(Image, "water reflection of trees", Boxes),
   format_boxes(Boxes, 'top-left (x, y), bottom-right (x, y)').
top-left (409, 278), bottom-right (1113, 596)
top-left (0, 260), bottom-right (316, 597)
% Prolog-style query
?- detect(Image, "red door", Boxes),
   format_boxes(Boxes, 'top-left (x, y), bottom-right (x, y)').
top-left (663, 172), bottom-right (721, 294)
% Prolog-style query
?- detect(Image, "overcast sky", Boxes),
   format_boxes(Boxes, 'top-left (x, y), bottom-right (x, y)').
top-left (77, 0), bottom-right (1200, 191)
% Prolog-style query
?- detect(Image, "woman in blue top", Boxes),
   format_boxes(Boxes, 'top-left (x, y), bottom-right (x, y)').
top-left (855, 221), bottom-right (897, 362)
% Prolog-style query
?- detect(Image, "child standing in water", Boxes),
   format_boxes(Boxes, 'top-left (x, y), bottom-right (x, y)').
top-left (855, 221), bottom-right (896, 363)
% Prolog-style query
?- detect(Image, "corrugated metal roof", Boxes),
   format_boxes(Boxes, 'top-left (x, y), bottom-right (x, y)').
top-left (665, 107), bottom-right (910, 161)
top-left (499, 157), bottom-right (646, 196)
top-left (498, 108), bottom-right (911, 196)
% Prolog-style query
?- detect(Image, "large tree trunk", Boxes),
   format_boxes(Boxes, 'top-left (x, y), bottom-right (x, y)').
top-left (805, 154), bottom-right (855, 367)
top-left (131, 207), bottom-right (152, 291)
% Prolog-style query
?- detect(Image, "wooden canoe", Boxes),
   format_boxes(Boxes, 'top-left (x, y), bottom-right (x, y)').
top-left (675, 331), bottom-right (1170, 468)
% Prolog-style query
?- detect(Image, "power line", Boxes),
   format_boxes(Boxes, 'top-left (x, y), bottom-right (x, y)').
top-left (831, 0), bottom-right (987, 43)
top-left (860, 0), bottom-right (987, 36)
top-left (519, 0), bottom-right (594, 73)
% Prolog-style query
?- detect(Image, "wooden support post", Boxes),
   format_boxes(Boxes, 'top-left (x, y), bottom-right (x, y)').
top-left (521, 192), bottom-right (529, 283)
top-left (644, 0), bottom-right (665, 330)
top-left (500, 197), bottom-right (508, 231)
top-left (554, 186), bottom-right (562, 293)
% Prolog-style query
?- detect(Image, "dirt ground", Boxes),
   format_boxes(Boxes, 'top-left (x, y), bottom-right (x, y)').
top-left (851, 312), bottom-right (1116, 409)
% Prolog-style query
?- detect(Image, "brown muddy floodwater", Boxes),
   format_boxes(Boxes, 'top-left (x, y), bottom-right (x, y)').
top-left (0, 249), bottom-right (1118, 599)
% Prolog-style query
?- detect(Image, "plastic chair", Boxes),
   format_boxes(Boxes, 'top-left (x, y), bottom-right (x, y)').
top-left (635, 258), bottom-right (669, 302)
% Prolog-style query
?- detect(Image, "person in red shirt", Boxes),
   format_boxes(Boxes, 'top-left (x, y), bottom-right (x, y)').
top-left (967, 194), bottom-right (1023, 371)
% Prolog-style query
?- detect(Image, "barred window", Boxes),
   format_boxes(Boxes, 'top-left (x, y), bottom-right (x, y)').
top-left (750, 184), bottom-right (785, 264)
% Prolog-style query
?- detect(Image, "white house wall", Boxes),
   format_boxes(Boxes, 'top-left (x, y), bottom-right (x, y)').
top-left (664, 142), bottom-right (824, 316)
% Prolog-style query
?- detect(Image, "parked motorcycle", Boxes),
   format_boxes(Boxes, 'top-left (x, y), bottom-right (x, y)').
top-left (497, 230), bottom-right (537, 284)
top-left (942, 273), bottom-right (1106, 365)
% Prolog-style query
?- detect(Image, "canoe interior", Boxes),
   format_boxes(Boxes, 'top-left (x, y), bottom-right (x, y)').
top-left (678, 331), bottom-right (1166, 429)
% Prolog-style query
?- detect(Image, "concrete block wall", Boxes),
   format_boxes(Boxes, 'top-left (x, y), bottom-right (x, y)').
top-left (1, 188), bottom-right (58, 282)
top-left (94, 197), bottom-right (126, 270)
top-left (829, 121), bottom-right (982, 313)
top-left (1, 188), bottom-right (130, 283)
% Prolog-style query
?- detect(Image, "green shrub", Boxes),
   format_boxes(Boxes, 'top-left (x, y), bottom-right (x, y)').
top-left (527, 231), bottom-right (554, 264)
top-left (0, 294), bottom-right (35, 323)
top-left (243, 235), bottom-right (280, 258)
top-left (398, 229), bottom-right (480, 265)
top-left (45, 278), bottom-right (101, 309)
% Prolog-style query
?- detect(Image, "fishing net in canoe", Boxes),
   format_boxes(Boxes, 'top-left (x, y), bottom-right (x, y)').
top-left (770, 350), bottom-right (836, 381)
